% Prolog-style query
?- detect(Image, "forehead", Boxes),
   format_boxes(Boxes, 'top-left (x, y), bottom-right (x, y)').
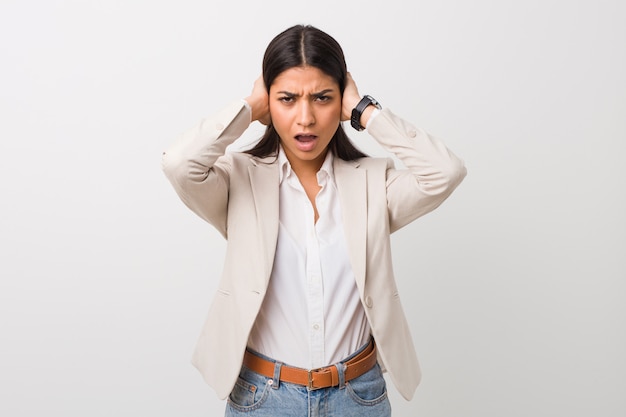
top-left (270, 66), bottom-right (339, 93)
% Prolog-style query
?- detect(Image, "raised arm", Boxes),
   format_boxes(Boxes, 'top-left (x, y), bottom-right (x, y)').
top-left (342, 73), bottom-right (467, 232)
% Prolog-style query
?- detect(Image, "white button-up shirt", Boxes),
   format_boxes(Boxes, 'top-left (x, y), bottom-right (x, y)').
top-left (247, 148), bottom-right (371, 369)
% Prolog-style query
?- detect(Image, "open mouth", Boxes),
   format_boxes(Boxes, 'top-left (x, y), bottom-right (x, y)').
top-left (293, 134), bottom-right (319, 152)
top-left (295, 134), bottom-right (318, 142)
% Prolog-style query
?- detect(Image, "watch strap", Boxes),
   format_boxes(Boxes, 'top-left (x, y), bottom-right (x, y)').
top-left (350, 95), bottom-right (381, 131)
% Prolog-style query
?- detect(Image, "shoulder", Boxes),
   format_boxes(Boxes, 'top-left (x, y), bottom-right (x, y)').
top-left (353, 156), bottom-right (395, 171)
top-left (333, 155), bottom-right (393, 173)
top-left (226, 151), bottom-right (277, 166)
top-left (334, 156), bottom-right (394, 185)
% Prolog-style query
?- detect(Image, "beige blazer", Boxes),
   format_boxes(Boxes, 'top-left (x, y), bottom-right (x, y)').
top-left (162, 101), bottom-right (466, 400)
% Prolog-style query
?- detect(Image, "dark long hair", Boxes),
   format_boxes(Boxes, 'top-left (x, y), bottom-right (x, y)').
top-left (245, 25), bottom-right (367, 160)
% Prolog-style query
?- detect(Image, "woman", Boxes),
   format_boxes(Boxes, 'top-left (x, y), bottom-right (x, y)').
top-left (163, 25), bottom-right (466, 416)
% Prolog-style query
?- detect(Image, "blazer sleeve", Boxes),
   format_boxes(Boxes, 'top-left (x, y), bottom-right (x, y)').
top-left (367, 108), bottom-right (467, 233)
top-left (162, 101), bottom-right (252, 237)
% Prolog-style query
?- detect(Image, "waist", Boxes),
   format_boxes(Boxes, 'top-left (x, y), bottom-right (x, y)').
top-left (243, 338), bottom-right (378, 390)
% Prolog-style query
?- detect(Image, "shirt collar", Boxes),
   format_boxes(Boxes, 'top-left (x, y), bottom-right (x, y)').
top-left (278, 145), bottom-right (335, 184)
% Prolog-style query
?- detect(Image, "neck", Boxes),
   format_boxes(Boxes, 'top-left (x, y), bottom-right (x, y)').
top-left (286, 150), bottom-right (328, 178)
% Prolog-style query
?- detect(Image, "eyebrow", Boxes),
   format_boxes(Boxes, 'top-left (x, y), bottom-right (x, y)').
top-left (276, 89), bottom-right (335, 98)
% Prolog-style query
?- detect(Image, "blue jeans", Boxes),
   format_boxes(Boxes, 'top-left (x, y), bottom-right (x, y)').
top-left (225, 346), bottom-right (391, 417)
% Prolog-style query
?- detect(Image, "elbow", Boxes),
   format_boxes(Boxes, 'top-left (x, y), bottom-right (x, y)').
top-left (161, 150), bottom-right (182, 185)
top-left (162, 150), bottom-right (197, 192)
top-left (429, 158), bottom-right (467, 196)
top-left (446, 158), bottom-right (467, 190)
top-left (161, 151), bottom-right (172, 178)
top-left (162, 147), bottom-right (208, 180)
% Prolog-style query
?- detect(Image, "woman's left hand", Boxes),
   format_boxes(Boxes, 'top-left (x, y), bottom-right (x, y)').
top-left (341, 72), bottom-right (362, 121)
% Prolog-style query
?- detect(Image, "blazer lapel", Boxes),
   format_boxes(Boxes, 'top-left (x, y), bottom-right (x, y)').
top-left (334, 158), bottom-right (367, 290)
top-left (248, 156), bottom-right (280, 287)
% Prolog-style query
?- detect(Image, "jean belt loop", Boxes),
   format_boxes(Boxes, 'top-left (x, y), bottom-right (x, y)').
top-left (271, 361), bottom-right (282, 389)
top-left (336, 361), bottom-right (347, 390)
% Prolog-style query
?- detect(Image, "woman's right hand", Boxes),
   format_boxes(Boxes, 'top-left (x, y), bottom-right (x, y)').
top-left (245, 76), bottom-right (271, 125)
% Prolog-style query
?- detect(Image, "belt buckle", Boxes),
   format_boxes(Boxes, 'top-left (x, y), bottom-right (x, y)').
top-left (307, 368), bottom-right (322, 391)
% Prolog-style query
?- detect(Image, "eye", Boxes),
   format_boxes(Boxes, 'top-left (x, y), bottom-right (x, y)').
top-left (315, 95), bottom-right (331, 102)
top-left (278, 96), bottom-right (295, 104)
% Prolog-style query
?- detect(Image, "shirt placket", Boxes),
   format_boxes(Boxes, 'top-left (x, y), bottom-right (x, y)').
top-left (306, 180), bottom-right (326, 369)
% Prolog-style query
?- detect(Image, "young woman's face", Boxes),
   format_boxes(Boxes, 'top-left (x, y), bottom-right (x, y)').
top-left (269, 66), bottom-right (341, 171)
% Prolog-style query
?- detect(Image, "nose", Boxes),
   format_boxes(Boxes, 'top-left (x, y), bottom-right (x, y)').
top-left (297, 101), bottom-right (315, 127)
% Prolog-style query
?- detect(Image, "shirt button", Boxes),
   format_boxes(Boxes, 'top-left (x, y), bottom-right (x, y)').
top-left (408, 130), bottom-right (417, 138)
top-left (313, 324), bottom-right (320, 331)
top-left (365, 296), bottom-right (373, 308)
top-left (215, 123), bottom-right (224, 131)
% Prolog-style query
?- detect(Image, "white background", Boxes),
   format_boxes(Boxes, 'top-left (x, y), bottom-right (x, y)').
top-left (1, 0), bottom-right (624, 416)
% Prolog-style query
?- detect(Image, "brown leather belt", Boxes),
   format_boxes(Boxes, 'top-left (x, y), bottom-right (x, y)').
top-left (242, 339), bottom-right (377, 390)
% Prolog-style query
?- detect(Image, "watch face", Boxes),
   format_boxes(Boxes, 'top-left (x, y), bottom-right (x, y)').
top-left (365, 95), bottom-right (381, 109)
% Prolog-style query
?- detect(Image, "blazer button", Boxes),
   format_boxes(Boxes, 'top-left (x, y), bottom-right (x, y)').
top-left (365, 296), bottom-right (373, 308)
top-left (408, 130), bottom-right (417, 138)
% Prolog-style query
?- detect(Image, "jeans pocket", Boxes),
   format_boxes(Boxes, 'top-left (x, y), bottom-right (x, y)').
top-left (229, 377), bottom-right (259, 407)
top-left (345, 363), bottom-right (388, 406)
top-left (227, 368), bottom-right (271, 412)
